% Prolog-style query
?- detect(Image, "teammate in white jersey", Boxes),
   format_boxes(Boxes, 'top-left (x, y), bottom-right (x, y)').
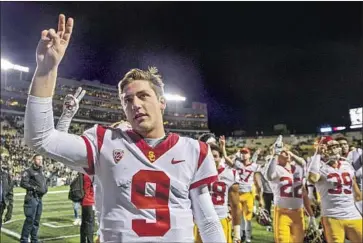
top-left (308, 137), bottom-right (362, 243)
top-left (266, 136), bottom-right (316, 243)
top-left (195, 143), bottom-right (241, 243)
top-left (221, 139), bottom-right (260, 243)
top-left (24, 14), bottom-right (225, 243)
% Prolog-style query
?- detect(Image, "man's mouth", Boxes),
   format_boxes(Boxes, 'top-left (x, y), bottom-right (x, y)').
top-left (134, 113), bottom-right (148, 121)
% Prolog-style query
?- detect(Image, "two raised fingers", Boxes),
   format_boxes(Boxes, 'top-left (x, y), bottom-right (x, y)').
top-left (41, 14), bottom-right (74, 44)
top-left (73, 87), bottom-right (86, 101)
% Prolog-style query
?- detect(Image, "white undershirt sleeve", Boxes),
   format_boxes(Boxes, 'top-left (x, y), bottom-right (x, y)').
top-left (24, 95), bottom-right (88, 168)
top-left (190, 185), bottom-right (226, 243)
top-left (265, 157), bottom-right (278, 181)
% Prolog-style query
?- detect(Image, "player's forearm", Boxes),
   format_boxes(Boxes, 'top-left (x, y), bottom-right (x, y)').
top-left (307, 154), bottom-right (321, 183)
top-left (56, 114), bottom-right (73, 132)
top-left (351, 150), bottom-right (362, 171)
top-left (303, 190), bottom-right (314, 217)
top-left (190, 186), bottom-right (226, 243)
top-left (265, 156), bottom-right (278, 181)
top-left (24, 96), bottom-right (88, 168)
top-left (29, 67), bottom-right (58, 97)
top-left (353, 180), bottom-right (363, 201)
top-left (290, 153), bottom-right (306, 167)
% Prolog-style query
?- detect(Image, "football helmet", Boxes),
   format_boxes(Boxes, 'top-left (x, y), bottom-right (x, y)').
top-left (304, 224), bottom-right (325, 243)
top-left (256, 208), bottom-right (272, 226)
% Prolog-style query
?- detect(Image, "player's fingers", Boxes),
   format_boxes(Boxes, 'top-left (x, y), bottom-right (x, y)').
top-left (74, 87), bottom-right (82, 98)
top-left (77, 89), bottom-right (86, 101)
top-left (57, 14), bottom-right (66, 38)
top-left (41, 30), bottom-right (49, 40)
top-left (62, 17), bottom-right (74, 42)
top-left (48, 28), bottom-right (60, 46)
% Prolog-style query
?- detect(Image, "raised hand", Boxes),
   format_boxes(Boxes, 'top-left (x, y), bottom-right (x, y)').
top-left (219, 135), bottom-right (226, 147)
top-left (36, 14), bottom-right (74, 72)
top-left (61, 87), bottom-right (86, 118)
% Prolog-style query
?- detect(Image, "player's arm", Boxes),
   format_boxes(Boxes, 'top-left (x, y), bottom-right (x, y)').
top-left (56, 87), bottom-right (86, 133)
top-left (219, 135), bottom-right (235, 167)
top-left (352, 177), bottom-right (362, 202)
top-left (288, 151), bottom-right (306, 167)
top-left (303, 186), bottom-right (318, 229)
top-left (190, 142), bottom-right (226, 243)
top-left (302, 186), bottom-right (314, 217)
top-left (24, 15), bottom-right (90, 168)
top-left (307, 153), bottom-right (321, 183)
top-left (349, 149), bottom-right (362, 171)
top-left (228, 184), bottom-right (241, 240)
top-left (190, 186), bottom-right (226, 242)
top-left (254, 171), bottom-right (264, 208)
top-left (265, 155), bottom-right (279, 181)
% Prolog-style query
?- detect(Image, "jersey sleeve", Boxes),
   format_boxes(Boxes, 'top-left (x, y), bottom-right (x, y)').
top-left (80, 124), bottom-right (108, 176)
top-left (190, 141), bottom-right (218, 190)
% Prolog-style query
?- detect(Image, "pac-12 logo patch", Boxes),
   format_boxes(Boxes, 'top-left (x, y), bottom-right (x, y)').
top-left (113, 149), bottom-right (124, 163)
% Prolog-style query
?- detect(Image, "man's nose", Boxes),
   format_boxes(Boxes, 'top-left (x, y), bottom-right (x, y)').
top-left (131, 97), bottom-right (142, 111)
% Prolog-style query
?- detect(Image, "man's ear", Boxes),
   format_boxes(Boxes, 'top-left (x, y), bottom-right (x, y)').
top-left (160, 96), bottom-right (166, 111)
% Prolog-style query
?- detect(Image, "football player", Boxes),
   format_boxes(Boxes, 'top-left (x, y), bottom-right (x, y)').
top-left (335, 137), bottom-right (350, 158)
top-left (194, 143), bottom-right (241, 243)
top-left (265, 136), bottom-right (316, 243)
top-left (222, 144), bottom-right (260, 243)
top-left (308, 137), bottom-right (363, 243)
top-left (24, 14), bottom-right (226, 242)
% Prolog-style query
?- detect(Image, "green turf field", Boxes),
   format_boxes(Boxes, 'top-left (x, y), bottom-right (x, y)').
top-left (1, 186), bottom-right (275, 242)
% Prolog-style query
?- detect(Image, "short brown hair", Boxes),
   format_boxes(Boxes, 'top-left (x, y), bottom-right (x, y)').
top-left (118, 67), bottom-right (165, 99)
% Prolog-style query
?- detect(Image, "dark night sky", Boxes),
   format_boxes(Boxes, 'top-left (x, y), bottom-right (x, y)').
top-left (1, 2), bottom-right (362, 135)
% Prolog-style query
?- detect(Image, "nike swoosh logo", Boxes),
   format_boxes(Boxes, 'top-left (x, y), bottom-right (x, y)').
top-left (171, 158), bottom-right (185, 164)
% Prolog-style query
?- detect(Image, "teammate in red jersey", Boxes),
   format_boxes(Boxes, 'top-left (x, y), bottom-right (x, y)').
top-left (24, 14), bottom-right (225, 243)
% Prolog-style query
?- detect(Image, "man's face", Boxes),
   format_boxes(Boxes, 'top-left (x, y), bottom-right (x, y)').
top-left (278, 151), bottom-right (290, 166)
top-left (327, 141), bottom-right (341, 156)
top-left (240, 151), bottom-right (251, 161)
top-left (121, 80), bottom-right (165, 134)
top-left (34, 155), bottom-right (43, 167)
top-left (338, 140), bottom-right (349, 155)
top-left (212, 150), bottom-right (221, 165)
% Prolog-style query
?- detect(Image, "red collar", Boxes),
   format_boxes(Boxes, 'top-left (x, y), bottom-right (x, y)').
top-left (126, 130), bottom-right (179, 163)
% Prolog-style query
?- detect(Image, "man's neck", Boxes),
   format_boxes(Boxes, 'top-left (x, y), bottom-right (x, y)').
top-left (137, 126), bottom-right (165, 139)
top-left (243, 159), bottom-right (251, 166)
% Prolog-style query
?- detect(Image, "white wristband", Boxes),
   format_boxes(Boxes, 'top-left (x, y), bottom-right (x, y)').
top-left (233, 225), bottom-right (241, 239)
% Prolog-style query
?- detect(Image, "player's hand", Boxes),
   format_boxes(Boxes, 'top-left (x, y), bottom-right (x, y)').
top-left (274, 135), bottom-right (283, 155)
top-left (232, 237), bottom-right (241, 243)
top-left (61, 87), bottom-right (86, 118)
top-left (4, 210), bottom-right (12, 223)
top-left (36, 14), bottom-right (74, 72)
top-left (219, 135), bottom-right (226, 148)
top-left (308, 216), bottom-right (318, 230)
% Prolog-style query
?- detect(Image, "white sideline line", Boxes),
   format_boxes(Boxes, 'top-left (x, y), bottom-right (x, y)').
top-left (42, 234), bottom-right (79, 241)
top-left (1, 227), bottom-right (21, 239)
top-left (1, 227), bottom-right (79, 241)
top-left (3, 214), bottom-right (74, 224)
top-left (42, 222), bottom-right (73, 228)
top-left (14, 190), bottom-right (68, 196)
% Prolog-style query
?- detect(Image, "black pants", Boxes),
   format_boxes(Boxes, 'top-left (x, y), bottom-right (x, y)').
top-left (20, 197), bottom-right (43, 243)
top-left (0, 202), bottom-right (5, 229)
top-left (81, 205), bottom-right (94, 243)
top-left (263, 192), bottom-right (274, 215)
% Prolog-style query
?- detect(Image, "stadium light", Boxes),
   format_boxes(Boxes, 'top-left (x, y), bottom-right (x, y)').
top-left (164, 93), bottom-right (186, 102)
top-left (1, 58), bottom-right (29, 72)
